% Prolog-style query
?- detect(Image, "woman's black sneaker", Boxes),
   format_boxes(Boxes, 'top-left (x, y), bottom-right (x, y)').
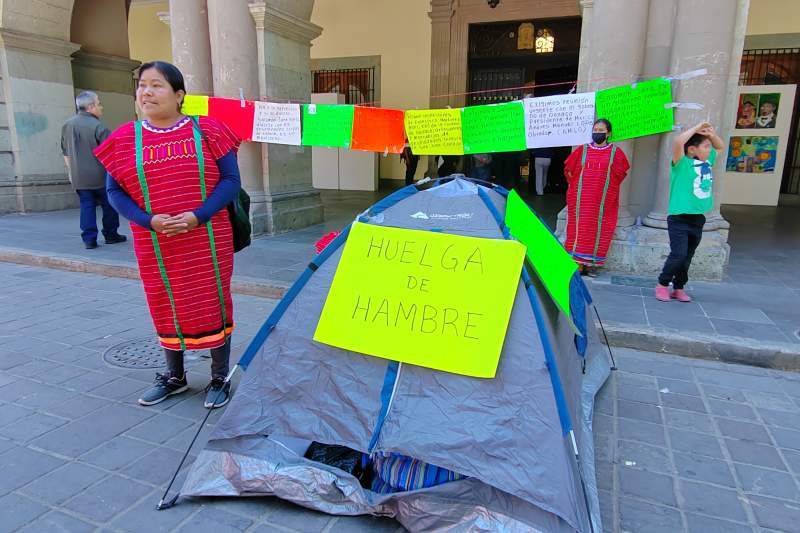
top-left (138, 372), bottom-right (189, 406)
top-left (204, 378), bottom-right (231, 409)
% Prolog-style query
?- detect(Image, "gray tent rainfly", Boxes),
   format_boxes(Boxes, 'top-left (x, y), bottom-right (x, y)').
top-left (181, 178), bottom-right (611, 532)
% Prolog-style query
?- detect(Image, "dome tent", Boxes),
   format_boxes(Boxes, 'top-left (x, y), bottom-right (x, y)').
top-left (181, 178), bottom-right (611, 532)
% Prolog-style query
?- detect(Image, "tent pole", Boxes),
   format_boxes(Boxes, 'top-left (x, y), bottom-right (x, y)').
top-left (156, 364), bottom-right (240, 510)
top-left (570, 430), bottom-right (597, 533)
top-left (593, 306), bottom-right (617, 371)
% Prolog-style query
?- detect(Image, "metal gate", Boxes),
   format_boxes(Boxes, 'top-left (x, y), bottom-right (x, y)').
top-left (312, 68), bottom-right (376, 106)
top-left (740, 48), bottom-right (800, 194)
top-left (468, 68), bottom-right (525, 106)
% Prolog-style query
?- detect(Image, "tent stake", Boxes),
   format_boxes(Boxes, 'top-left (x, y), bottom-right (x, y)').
top-left (156, 364), bottom-right (240, 511)
top-left (593, 306), bottom-right (617, 371)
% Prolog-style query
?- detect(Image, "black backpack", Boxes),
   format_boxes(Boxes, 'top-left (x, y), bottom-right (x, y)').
top-left (191, 116), bottom-right (251, 252)
top-left (227, 188), bottom-right (251, 252)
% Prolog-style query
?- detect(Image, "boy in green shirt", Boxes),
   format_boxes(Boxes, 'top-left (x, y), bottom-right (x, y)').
top-left (655, 122), bottom-right (725, 302)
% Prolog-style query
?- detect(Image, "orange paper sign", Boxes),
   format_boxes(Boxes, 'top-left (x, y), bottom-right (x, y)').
top-left (350, 107), bottom-right (405, 154)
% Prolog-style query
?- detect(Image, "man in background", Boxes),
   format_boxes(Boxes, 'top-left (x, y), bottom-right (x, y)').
top-left (61, 91), bottom-right (126, 249)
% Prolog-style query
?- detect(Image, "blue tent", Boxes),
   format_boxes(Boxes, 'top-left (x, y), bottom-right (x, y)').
top-left (182, 178), bottom-right (611, 532)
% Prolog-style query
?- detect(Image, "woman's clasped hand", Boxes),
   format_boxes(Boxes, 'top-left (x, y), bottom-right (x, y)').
top-left (150, 212), bottom-right (199, 236)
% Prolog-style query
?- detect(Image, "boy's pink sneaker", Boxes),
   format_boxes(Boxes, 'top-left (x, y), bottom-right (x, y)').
top-left (671, 289), bottom-right (692, 303)
top-left (655, 285), bottom-right (671, 302)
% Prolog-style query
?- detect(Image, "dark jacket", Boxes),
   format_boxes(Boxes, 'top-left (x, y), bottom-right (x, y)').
top-left (61, 111), bottom-right (111, 189)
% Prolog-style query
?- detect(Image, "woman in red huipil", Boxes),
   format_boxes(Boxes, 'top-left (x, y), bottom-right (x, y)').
top-left (95, 61), bottom-right (241, 409)
top-left (563, 118), bottom-right (630, 276)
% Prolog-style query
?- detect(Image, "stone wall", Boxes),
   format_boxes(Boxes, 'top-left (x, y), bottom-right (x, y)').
top-left (0, 30), bottom-right (80, 213)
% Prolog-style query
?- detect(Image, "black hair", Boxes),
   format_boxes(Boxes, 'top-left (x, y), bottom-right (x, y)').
top-left (684, 133), bottom-right (709, 155)
top-left (138, 61), bottom-right (186, 112)
top-left (138, 61), bottom-right (186, 94)
top-left (594, 118), bottom-right (612, 132)
top-left (743, 101), bottom-right (756, 107)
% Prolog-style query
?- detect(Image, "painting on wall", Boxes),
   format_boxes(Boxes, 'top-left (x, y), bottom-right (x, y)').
top-left (735, 93), bottom-right (780, 129)
top-left (726, 136), bottom-right (778, 173)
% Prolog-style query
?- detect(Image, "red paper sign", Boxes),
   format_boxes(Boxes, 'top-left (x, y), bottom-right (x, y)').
top-left (350, 107), bottom-right (405, 154)
top-left (208, 97), bottom-right (256, 142)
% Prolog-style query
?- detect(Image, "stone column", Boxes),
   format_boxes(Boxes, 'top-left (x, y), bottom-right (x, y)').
top-left (635, 0), bottom-right (743, 279)
top-left (558, 0), bottom-right (649, 236)
top-left (707, 0), bottom-right (750, 230)
top-left (247, 0), bottom-right (324, 233)
top-left (206, 0), bottom-right (268, 235)
top-left (640, 0), bottom-right (679, 230)
top-left (0, 29), bottom-right (80, 213)
top-left (583, 0), bottom-right (649, 228)
top-left (426, 0), bottom-right (455, 176)
top-left (645, 0), bottom-right (745, 233)
top-left (576, 0), bottom-right (595, 94)
top-left (168, 0), bottom-right (213, 95)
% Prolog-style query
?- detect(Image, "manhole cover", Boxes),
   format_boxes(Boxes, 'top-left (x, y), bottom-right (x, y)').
top-left (103, 337), bottom-right (207, 369)
top-left (103, 338), bottom-right (167, 369)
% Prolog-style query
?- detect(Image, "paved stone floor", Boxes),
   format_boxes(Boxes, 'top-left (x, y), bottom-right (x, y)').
top-left (0, 186), bottom-right (563, 285)
top-left (1, 190), bottom-right (798, 358)
top-left (0, 263), bottom-right (798, 532)
top-left (590, 200), bottom-right (800, 351)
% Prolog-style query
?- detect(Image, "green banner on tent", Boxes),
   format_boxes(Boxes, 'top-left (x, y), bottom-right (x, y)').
top-left (595, 79), bottom-right (674, 142)
top-left (505, 190), bottom-right (580, 333)
top-left (302, 104), bottom-right (355, 148)
top-left (462, 102), bottom-right (527, 154)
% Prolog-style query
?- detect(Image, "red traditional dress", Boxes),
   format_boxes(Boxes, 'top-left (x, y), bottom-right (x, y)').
top-left (563, 143), bottom-right (630, 266)
top-left (94, 116), bottom-right (240, 350)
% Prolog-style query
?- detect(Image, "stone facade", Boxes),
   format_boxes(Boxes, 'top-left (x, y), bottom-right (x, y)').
top-left (0, 0), bottom-right (755, 270)
top-left (0, 0), bottom-right (323, 236)
top-left (428, 0), bottom-right (750, 280)
top-left (0, 0), bottom-right (139, 215)
top-left (152, 0), bottom-right (324, 234)
top-left (0, 28), bottom-right (80, 214)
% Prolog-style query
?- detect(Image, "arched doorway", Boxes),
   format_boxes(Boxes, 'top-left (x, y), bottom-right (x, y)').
top-left (70, 0), bottom-right (140, 129)
top-left (427, 0), bottom-right (581, 220)
top-left (0, 0), bottom-right (138, 213)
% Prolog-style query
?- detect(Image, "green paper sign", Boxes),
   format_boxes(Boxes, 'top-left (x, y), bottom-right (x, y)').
top-left (302, 104), bottom-right (355, 148)
top-left (505, 189), bottom-right (579, 333)
top-left (595, 79), bottom-right (674, 142)
top-left (462, 102), bottom-right (527, 154)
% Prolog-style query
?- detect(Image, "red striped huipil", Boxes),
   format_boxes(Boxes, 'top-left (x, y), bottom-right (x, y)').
top-left (94, 116), bottom-right (240, 350)
top-left (563, 143), bottom-right (630, 266)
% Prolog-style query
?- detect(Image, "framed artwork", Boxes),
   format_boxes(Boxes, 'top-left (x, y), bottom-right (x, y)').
top-left (754, 93), bottom-right (779, 128)
top-left (726, 136), bottom-right (778, 173)
top-left (735, 93), bottom-right (758, 128)
top-left (734, 93), bottom-right (780, 129)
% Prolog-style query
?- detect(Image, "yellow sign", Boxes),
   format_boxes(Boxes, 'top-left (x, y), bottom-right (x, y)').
top-left (181, 95), bottom-right (209, 116)
top-left (404, 109), bottom-right (464, 155)
top-left (314, 223), bottom-right (525, 378)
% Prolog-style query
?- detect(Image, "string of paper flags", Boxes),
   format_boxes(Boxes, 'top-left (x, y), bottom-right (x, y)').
top-left (181, 77), bottom-right (682, 156)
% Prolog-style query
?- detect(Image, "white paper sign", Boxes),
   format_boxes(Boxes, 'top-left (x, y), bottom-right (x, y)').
top-left (252, 102), bottom-right (302, 145)
top-left (524, 93), bottom-right (596, 148)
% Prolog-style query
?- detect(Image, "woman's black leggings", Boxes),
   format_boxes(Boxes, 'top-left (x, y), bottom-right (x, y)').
top-left (165, 338), bottom-right (231, 379)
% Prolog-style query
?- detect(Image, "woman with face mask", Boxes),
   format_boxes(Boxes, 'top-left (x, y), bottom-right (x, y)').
top-left (95, 61), bottom-right (242, 409)
top-left (563, 118), bottom-right (631, 276)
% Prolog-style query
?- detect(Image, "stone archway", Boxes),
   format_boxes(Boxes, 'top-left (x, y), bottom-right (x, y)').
top-left (428, 0), bottom-right (580, 109)
top-left (0, 0), bottom-right (80, 212)
top-left (0, 0), bottom-right (138, 213)
top-left (71, 0), bottom-right (140, 130)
